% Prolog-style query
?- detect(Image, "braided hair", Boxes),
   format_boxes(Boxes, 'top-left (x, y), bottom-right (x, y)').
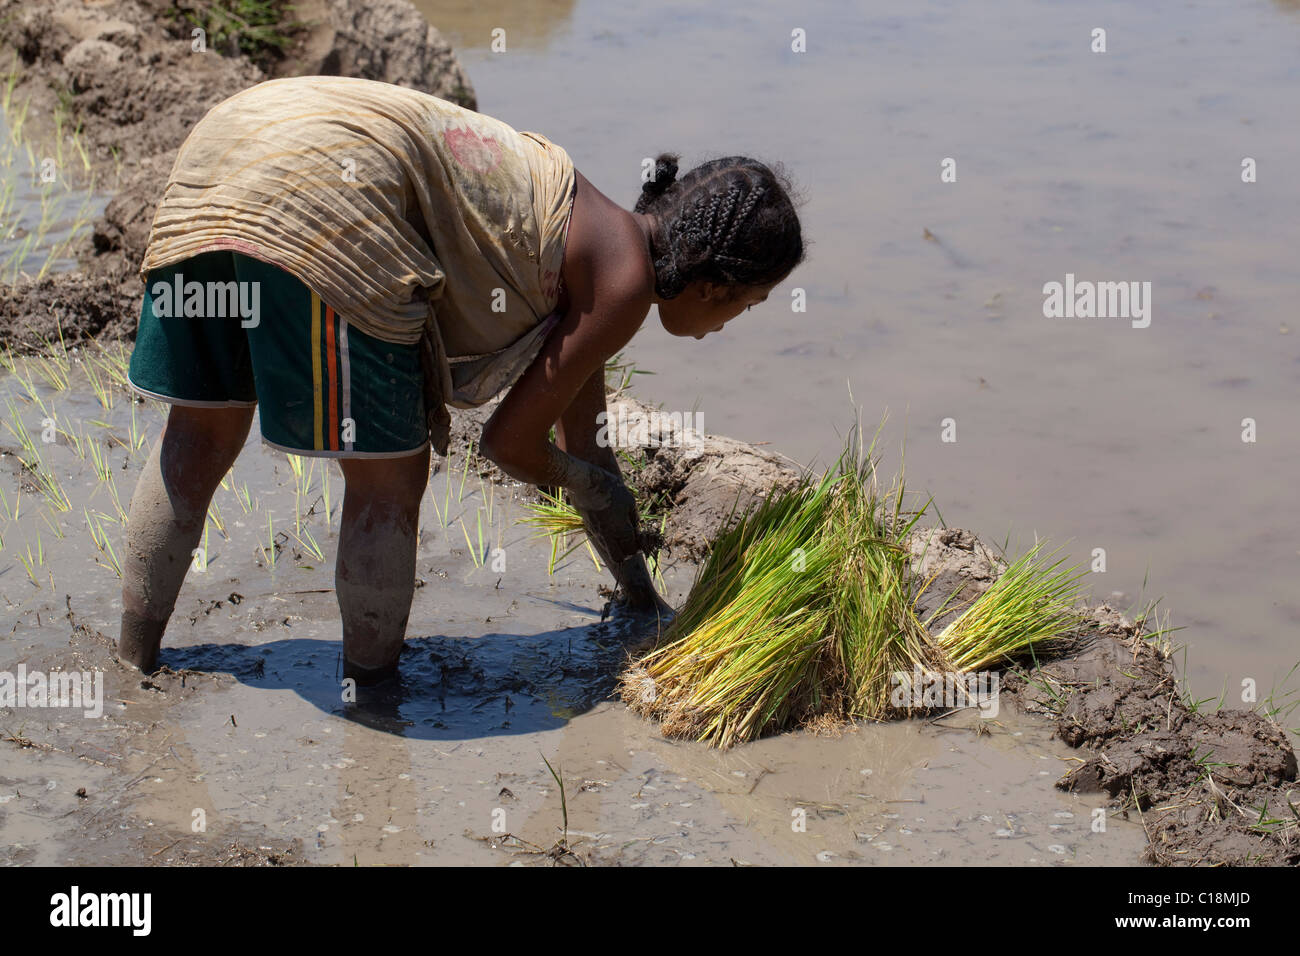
top-left (635, 153), bottom-right (805, 300)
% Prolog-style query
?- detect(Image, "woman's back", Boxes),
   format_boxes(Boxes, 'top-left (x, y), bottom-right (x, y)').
top-left (141, 75), bottom-right (576, 355)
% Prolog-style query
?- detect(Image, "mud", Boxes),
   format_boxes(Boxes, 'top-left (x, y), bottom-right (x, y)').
top-left (0, 369), bottom-right (1149, 866)
top-left (1003, 606), bottom-right (1299, 866)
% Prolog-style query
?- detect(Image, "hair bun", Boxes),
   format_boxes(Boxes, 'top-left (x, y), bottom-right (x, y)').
top-left (635, 152), bottom-right (680, 212)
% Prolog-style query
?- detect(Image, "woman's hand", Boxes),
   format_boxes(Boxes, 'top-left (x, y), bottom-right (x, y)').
top-left (569, 466), bottom-right (641, 566)
top-left (565, 460), bottom-right (675, 622)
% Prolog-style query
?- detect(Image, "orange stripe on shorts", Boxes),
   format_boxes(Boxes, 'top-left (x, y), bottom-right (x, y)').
top-left (325, 306), bottom-right (339, 450)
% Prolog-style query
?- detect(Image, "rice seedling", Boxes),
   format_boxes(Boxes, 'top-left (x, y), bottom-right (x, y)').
top-left (104, 467), bottom-right (127, 523)
top-left (128, 399), bottom-right (146, 452)
top-left (0, 483), bottom-right (21, 521)
top-left (1, 397), bottom-right (37, 453)
top-left (286, 453), bottom-right (312, 499)
top-left (259, 512), bottom-right (278, 570)
top-left (56, 418), bottom-right (85, 460)
top-left (620, 422), bottom-right (1087, 748)
top-left (84, 508), bottom-right (122, 578)
top-left (88, 340), bottom-right (130, 388)
top-left (4, 90), bottom-right (28, 145)
top-left (38, 507), bottom-right (64, 540)
top-left (80, 351), bottom-right (114, 411)
top-left (518, 489), bottom-right (601, 572)
top-left (1256, 661), bottom-right (1300, 727)
top-left (539, 752), bottom-right (572, 853)
top-left (2, 401), bottom-right (72, 512)
top-left (645, 512), bottom-right (668, 590)
top-left (31, 329), bottom-right (71, 392)
top-left (233, 480), bottom-right (255, 516)
top-left (429, 464), bottom-right (451, 528)
top-left (931, 542), bottom-right (1086, 672)
top-left (457, 440), bottom-right (474, 502)
top-left (285, 455), bottom-right (308, 535)
top-left (207, 499), bottom-right (227, 539)
top-left (286, 524), bottom-right (325, 565)
top-left (320, 467), bottom-right (334, 529)
top-left (605, 352), bottom-right (653, 393)
top-left (16, 532), bottom-right (43, 587)
top-left (52, 90), bottom-right (92, 178)
top-left (459, 505), bottom-right (490, 568)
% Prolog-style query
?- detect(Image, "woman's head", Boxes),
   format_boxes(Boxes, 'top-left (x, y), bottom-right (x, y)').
top-left (634, 153), bottom-right (805, 337)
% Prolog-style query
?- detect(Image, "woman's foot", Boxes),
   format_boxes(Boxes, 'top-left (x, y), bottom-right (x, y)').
top-left (343, 656), bottom-right (401, 687)
top-left (117, 610), bottom-right (167, 673)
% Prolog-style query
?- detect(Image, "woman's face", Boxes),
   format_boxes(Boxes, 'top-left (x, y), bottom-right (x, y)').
top-left (657, 281), bottom-right (777, 339)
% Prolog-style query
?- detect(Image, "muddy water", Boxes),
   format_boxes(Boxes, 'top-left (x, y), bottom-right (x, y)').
top-left (0, 114), bottom-right (107, 280)
top-left (0, 370), bottom-right (1146, 864)
top-left (411, 0), bottom-right (1300, 704)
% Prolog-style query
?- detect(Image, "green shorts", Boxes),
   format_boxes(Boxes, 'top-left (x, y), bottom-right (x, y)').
top-left (127, 250), bottom-right (429, 458)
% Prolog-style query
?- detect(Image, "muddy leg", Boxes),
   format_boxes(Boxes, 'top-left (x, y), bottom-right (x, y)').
top-left (336, 446), bottom-right (430, 685)
top-left (118, 404), bottom-right (255, 672)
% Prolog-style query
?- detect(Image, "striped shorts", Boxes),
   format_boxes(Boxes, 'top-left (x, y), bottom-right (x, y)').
top-left (127, 250), bottom-right (429, 458)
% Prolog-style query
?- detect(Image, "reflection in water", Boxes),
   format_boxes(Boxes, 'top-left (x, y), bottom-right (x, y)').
top-left (407, 0), bottom-right (576, 50)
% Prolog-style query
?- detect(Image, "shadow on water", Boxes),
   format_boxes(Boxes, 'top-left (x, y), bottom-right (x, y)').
top-left (160, 611), bottom-right (664, 741)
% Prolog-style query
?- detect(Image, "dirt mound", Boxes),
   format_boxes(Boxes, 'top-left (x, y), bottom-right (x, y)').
top-left (0, 263), bottom-right (141, 345)
top-left (907, 527), bottom-right (1005, 629)
top-left (291, 0), bottom-right (476, 107)
top-left (999, 605), bottom-right (1298, 866)
top-left (604, 395), bottom-right (803, 559)
top-left (0, 0), bottom-right (476, 350)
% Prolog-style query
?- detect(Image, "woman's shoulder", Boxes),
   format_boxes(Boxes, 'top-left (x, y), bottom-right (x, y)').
top-left (562, 169), bottom-right (654, 310)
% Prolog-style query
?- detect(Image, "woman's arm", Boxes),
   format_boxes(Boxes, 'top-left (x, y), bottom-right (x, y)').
top-left (480, 172), bottom-right (671, 615)
top-left (481, 301), bottom-right (663, 609)
top-left (553, 368), bottom-right (667, 613)
top-left (478, 279), bottom-right (641, 497)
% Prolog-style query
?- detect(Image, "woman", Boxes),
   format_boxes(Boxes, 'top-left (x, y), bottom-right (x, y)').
top-left (118, 75), bottom-right (805, 685)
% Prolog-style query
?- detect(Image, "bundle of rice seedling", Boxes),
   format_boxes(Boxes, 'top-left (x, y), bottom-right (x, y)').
top-left (932, 541), bottom-right (1086, 672)
top-left (618, 423), bottom-right (1089, 748)
top-left (621, 469), bottom-right (843, 745)
top-left (826, 460), bottom-right (950, 720)
top-left (620, 428), bottom-right (951, 747)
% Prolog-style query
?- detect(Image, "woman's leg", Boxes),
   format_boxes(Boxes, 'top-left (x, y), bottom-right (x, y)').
top-left (118, 404), bottom-right (256, 671)
top-left (336, 446), bottom-right (431, 684)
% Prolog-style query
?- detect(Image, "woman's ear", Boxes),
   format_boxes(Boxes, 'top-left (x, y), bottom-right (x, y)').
top-left (699, 281), bottom-right (728, 302)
